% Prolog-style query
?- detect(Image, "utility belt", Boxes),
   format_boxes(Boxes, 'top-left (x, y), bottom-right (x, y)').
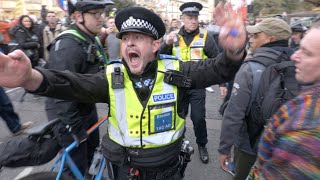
top-left (127, 157), bottom-right (181, 180)
top-left (101, 133), bottom-right (182, 168)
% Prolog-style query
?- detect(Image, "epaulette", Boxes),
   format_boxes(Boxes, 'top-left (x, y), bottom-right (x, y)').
top-left (159, 54), bottom-right (178, 60)
top-left (107, 59), bottom-right (122, 65)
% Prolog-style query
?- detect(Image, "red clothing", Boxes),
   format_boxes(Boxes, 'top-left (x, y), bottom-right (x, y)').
top-left (0, 19), bottom-right (18, 43)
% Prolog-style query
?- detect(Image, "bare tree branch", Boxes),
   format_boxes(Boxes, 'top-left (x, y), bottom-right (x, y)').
top-left (304, 0), bottom-right (320, 7)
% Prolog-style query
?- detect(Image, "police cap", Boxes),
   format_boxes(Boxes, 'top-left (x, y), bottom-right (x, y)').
top-left (179, 2), bottom-right (203, 16)
top-left (68, 0), bottom-right (114, 15)
top-left (115, 6), bottom-right (165, 40)
top-left (291, 23), bottom-right (308, 32)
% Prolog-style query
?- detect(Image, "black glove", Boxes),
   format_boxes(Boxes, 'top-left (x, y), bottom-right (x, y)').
top-left (66, 124), bottom-right (88, 146)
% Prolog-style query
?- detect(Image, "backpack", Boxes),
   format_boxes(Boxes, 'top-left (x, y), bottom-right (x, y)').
top-left (245, 47), bottom-right (300, 152)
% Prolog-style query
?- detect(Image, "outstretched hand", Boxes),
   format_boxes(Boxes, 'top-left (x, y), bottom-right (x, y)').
top-left (0, 50), bottom-right (42, 90)
top-left (213, 2), bottom-right (246, 56)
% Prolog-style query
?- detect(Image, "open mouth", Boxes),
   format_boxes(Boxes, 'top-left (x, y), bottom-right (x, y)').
top-left (128, 52), bottom-right (140, 64)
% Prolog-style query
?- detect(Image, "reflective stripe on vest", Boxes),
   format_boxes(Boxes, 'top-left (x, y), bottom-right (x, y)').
top-left (106, 60), bottom-right (185, 148)
top-left (58, 29), bottom-right (108, 64)
top-left (173, 29), bottom-right (208, 61)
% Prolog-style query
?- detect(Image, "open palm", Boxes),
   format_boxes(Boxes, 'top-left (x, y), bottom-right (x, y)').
top-left (213, 2), bottom-right (246, 51)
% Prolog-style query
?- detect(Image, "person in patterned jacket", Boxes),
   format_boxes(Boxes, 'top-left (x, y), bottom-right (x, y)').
top-left (248, 22), bottom-right (320, 179)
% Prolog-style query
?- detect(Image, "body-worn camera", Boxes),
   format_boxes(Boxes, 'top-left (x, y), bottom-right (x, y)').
top-left (160, 70), bottom-right (192, 88)
top-left (86, 44), bottom-right (97, 64)
top-left (112, 67), bottom-right (124, 89)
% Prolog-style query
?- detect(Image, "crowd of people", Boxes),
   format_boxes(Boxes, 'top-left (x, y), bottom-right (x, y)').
top-left (0, 0), bottom-right (320, 179)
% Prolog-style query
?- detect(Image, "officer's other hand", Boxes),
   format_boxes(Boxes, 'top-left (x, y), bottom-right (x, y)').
top-left (165, 30), bottom-right (178, 45)
top-left (213, 2), bottom-right (246, 58)
top-left (213, 2), bottom-right (231, 27)
top-left (218, 153), bottom-right (231, 172)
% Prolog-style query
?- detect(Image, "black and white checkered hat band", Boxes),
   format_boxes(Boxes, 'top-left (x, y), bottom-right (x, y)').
top-left (182, 7), bottom-right (199, 13)
top-left (121, 16), bottom-right (159, 39)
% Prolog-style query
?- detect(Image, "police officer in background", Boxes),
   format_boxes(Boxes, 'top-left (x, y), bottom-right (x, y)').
top-left (0, 2), bottom-right (247, 179)
top-left (45, 0), bottom-right (113, 176)
top-left (290, 23), bottom-right (307, 51)
top-left (159, 2), bottom-right (220, 164)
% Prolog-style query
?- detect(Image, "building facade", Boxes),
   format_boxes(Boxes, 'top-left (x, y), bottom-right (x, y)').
top-left (0, 0), bottom-right (65, 21)
top-left (136, 0), bottom-right (214, 22)
top-left (0, 0), bottom-right (214, 22)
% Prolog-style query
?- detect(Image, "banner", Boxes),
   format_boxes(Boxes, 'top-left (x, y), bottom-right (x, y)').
top-left (57, 0), bottom-right (68, 12)
top-left (229, 0), bottom-right (247, 21)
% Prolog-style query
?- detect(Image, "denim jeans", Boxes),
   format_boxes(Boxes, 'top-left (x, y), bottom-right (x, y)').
top-left (0, 87), bottom-right (21, 133)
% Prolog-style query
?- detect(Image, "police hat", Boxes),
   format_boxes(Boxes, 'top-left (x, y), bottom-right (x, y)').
top-left (179, 2), bottom-right (203, 16)
top-left (291, 23), bottom-right (308, 32)
top-left (68, 0), bottom-right (114, 15)
top-left (115, 7), bottom-right (165, 40)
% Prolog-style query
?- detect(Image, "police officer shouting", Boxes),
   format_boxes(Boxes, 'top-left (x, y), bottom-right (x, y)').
top-left (45, 0), bottom-right (112, 176)
top-left (0, 2), bottom-right (246, 179)
top-left (159, 2), bottom-right (220, 164)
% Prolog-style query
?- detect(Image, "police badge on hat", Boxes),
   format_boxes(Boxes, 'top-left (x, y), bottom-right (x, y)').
top-left (179, 2), bottom-right (203, 16)
top-left (115, 7), bottom-right (166, 40)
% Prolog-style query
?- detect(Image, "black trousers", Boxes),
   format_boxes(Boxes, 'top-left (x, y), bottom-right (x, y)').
top-left (184, 89), bottom-right (207, 146)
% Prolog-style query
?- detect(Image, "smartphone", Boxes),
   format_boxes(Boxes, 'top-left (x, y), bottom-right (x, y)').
top-left (223, 160), bottom-right (235, 176)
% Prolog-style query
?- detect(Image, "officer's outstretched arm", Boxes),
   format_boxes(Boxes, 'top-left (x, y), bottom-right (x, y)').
top-left (0, 50), bottom-right (43, 90)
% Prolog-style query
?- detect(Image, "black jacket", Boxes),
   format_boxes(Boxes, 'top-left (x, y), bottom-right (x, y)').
top-left (159, 27), bottom-right (220, 58)
top-left (45, 24), bottom-right (103, 129)
top-left (15, 25), bottom-right (40, 65)
top-left (36, 51), bottom-right (242, 119)
top-left (218, 40), bottom-right (294, 156)
top-left (32, 50), bottom-right (243, 167)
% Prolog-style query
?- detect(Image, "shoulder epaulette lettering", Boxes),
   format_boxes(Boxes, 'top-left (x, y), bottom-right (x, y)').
top-left (159, 54), bottom-right (178, 60)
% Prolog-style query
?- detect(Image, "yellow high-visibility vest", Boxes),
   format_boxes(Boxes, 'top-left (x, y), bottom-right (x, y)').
top-left (172, 29), bottom-right (208, 61)
top-left (106, 59), bottom-right (185, 148)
